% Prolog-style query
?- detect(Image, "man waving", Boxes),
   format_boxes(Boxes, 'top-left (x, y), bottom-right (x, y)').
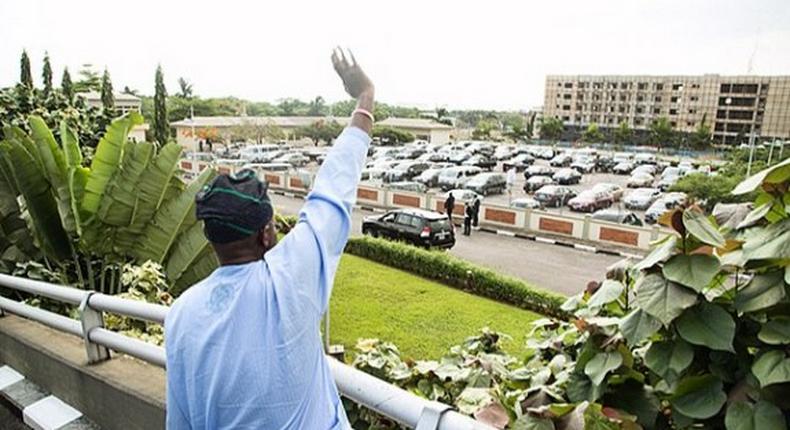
top-left (165, 48), bottom-right (374, 429)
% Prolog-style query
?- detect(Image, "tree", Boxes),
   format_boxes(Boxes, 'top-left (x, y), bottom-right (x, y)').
top-left (153, 65), bottom-right (169, 145)
top-left (74, 64), bottom-right (101, 92)
top-left (372, 125), bottom-right (414, 145)
top-left (100, 69), bottom-right (115, 112)
top-left (307, 96), bottom-right (326, 116)
top-left (613, 121), bottom-right (632, 145)
top-left (230, 119), bottom-right (285, 144)
top-left (435, 107), bottom-right (453, 126)
top-left (526, 113), bottom-right (537, 137)
top-left (20, 50), bottom-right (33, 88)
top-left (177, 77), bottom-right (193, 98)
top-left (472, 118), bottom-right (498, 140)
top-left (582, 123), bottom-right (605, 143)
top-left (42, 53), bottom-right (53, 96)
top-left (689, 114), bottom-right (712, 149)
top-left (61, 68), bottom-right (74, 101)
top-left (121, 86), bottom-right (139, 96)
top-left (296, 120), bottom-right (343, 145)
top-left (540, 117), bottom-right (564, 141)
top-left (648, 116), bottom-right (674, 148)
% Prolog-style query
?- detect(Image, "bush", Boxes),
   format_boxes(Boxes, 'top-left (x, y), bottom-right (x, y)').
top-left (345, 236), bottom-right (568, 319)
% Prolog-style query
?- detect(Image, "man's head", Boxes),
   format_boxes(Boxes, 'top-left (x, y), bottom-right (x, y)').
top-left (195, 169), bottom-right (278, 265)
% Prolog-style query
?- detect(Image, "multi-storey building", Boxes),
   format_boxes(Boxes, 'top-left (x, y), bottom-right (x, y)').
top-left (543, 75), bottom-right (790, 144)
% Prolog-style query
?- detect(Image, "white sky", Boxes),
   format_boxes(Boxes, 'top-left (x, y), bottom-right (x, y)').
top-left (1, 0), bottom-right (788, 111)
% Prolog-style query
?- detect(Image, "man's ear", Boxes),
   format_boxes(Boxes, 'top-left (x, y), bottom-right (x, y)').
top-left (261, 221), bottom-right (277, 250)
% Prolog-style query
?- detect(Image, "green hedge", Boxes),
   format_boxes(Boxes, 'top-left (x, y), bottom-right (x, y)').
top-left (275, 214), bottom-right (567, 318)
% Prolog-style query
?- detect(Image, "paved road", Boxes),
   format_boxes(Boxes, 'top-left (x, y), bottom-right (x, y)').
top-left (0, 402), bottom-right (26, 430)
top-left (271, 194), bottom-right (622, 296)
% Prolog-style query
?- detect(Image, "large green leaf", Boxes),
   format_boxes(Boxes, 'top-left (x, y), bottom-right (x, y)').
top-left (752, 351), bottom-right (790, 388)
top-left (97, 142), bottom-right (154, 226)
top-left (759, 316), bottom-right (790, 345)
top-left (633, 235), bottom-right (677, 271)
top-left (512, 415), bottom-right (556, 430)
top-left (115, 143), bottom-right (183, 251)
top-left (59, 121), bottom-right (82, 168)
top-left (82, 112), bottom-right (143, 215)
top-left (1, 139), bottom-right (70, 261)
top-left (165, 221), bottom-right (212, 282)
top-left (635, 273), bottom-right (698, 326)
top-left (171, 247), bottom-right (218, 295)
top-left (134, 168), bottom-right (214, 263)
top-left (587, 280), bottom-right (624, 308)
top-left (683, 209), bottom-right (725, 248)
top-left (584, 351), bottom-right (622, 386)
top-left (645, 338), bottom-right (694, 381)
top-left (670, 375), bottom-right (726, 420)
top-left (742, 219), bottom-right (790, 260)
top-left (662, 254), bottom-right (720, 292)
top-left (725, 401), bottom-right (787, 430)
top-left (676, 302), bottom-right (735, 352)
top-left (735, 271), bottom-right (786, 313)
top-left (619, 309), bottom-right (661, 347)
top-left (59, 123), bottom-right (86, 236)
top-left (732, 157), bottom-right (790, 195)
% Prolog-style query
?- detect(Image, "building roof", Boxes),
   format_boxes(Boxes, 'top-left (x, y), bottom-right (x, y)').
top-left (172, 116), bottom-right (455, 130)
top-left (79, 91), bottom-right (142, 102)
top-left (378, 117), bottom-right (453, 130)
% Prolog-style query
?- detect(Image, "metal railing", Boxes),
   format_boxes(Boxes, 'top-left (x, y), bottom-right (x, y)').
top-left (0, 274), bottom-right (492, 430)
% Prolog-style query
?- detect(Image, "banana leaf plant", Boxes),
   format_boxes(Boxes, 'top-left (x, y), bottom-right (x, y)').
top-left (0, 112), bottom-right (218, 294)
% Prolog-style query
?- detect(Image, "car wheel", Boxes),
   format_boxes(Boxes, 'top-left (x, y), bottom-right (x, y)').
top-left (371, 229), bottom-right (380, 238)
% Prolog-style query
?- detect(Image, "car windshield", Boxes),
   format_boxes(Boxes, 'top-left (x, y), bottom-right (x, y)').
top-left (429, 219), bottom-right (451, 230)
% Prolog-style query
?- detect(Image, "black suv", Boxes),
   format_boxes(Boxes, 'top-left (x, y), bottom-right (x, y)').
top-left (362, 209), bottom-right (455, 249)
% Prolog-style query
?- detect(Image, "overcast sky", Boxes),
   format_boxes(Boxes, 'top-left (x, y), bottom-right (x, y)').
top-left (1, 0), bottom-right (788, 111)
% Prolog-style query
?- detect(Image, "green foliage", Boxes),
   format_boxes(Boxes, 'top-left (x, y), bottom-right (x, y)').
top-left (176, 77), bottom-right (193, 99)
top-left (689, 114), bottom-right (712, 149)
top-left (540, 117), bottom-right (564, 141)
top-left (582, 123), bottom-right (605, 143)
top-left (41, 53), bottom-right (53, 96)
top-left (153, 65), bottom-right (169, 145)
top-left (472, 118), bottom-right (498, 140)
top-left (613, 121), bottom-right (632, 145)
top-left (61, 68), bottom-right (74, 101)
top-left (73, 64), bottom-right (101, 93)
top-left (0, 114), bottom-right (217, 295)
top-left (295, 120), bottom-right (343, 146)
top-left (344, 236), bottom-right (567, 318)
top-left (100, 69), bottom-right (114, 113)
top-left (20, 51), bottom-right (33, 89)
top-left (371, 125), bottom-right (414, 145)
top-left (648, 116), bottom-right (674, 147)
top-left (104, 261), bottom-right (172, 345)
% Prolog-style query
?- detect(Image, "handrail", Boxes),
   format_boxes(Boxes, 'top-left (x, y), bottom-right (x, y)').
top-left (0, 276), bottom-right (493, 430)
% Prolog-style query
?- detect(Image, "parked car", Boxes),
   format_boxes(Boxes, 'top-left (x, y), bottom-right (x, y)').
top-left (644, 192), bottom-right (688, 224)
top-left (657, 166), bottom-right (684, 190)
top-left (384, 161), bottom-right (431, 183)
top-left (595, 154), bottom-right (617, 172)
top-left (396, 147), bottom-right (427, 159)
top-left (362, 209), bottom-right (455, 249)
top-left (523, 165), bottom-right (555, 179)
top-left (632, 164), bottom-right (658, 176)
top-left (502, 153), bottom-right (535, 172)
top-left (534, 185), bottom-right (577, 208)
top-left (464, 172), bottom-right (507, 196)
top-left (462, 154), bottom-right (498, 171)
top-left (550, 153), bottom-right (573, 167)
top-left (553, 168), bottom-right (582, 185)
top-left (361, 167), bottom-right (386, 182)
top-left (414, 163), bottom-right (453, 188)
top-left (387, 181), bottom-right (428, 193)
top-left (243, 163), bottom-right (292, 178)
top-left (592, 209), bottom-right (644, 226)
top-left (449, 151), bottom-right (473, 165)
top-left (591, 183), bottom-right (624, 201)
top-left (524, 175), bottom-right (555, 192)
top-left (634, 153), bottom-right (658, 165)
top-left (533, 147), bottom-right (555, 160)
top-left (613, 152), bottom-right (633, 163)
top-left (510, 197), bottom-right (542, 209)
top-left (467, 142), bottom-right (495, 156)
top-left (624, 188), bottom-right (662, 210)
top-left (571, 156), bottom-right (596, 173)
top-left (567, 190), bottom-right (614, 212)
top-left (427, 152), bottom-right (450, 162)
top-left (627, 173), bottom-right (655, 188)
top-left (612, 161), bottom-right (636, 175)
top-left (239, 144), bottom-right (281, 162)
top-left (437, 166), bottom-right (483, 191)
top-left (273, 152), bottom-right (309, 167)
top-left (494, 146), bottom-right (517, 160)
top-left (443, 189), bottom-right (481, 203)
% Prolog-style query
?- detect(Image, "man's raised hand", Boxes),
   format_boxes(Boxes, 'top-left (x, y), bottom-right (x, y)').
top-left (332, 47), bottom-right (374, 100)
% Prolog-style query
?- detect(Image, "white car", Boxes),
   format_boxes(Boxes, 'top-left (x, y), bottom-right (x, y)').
top-left (510, 197), bottom-right (542, 209)
top-left (443, 189), bottom-right (481, 203)
top-left (627, 173), bottom-right (655, 188)
top-left (624, 188), bottom-right (662, 210)
top-left (592, 183), bottom-right (624, 201)
top-left (632, 164), bottom-right (657, 176)
top-left (645, 192), bottom-right (688, 224)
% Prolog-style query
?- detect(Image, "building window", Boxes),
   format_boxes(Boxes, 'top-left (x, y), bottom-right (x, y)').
top-left (671, 96), bottom-right (679, 103)
top-left (556, 93), bottom-right (561, 98)
top-left (672, 83), bottom-right (683, 91)
top-left (687, 121), bottom-right (695, 127)
top-left (655, 83), bottom-right (664, 91)
top-left (564, 83), bottom-right (573, 88)
top-left (609, 83), bottom-right (617, 89)
top-left (636, 106), bottom-right (644, 114)
top-left (635, 118), bottom-right (644, 125)
top-left (557, 82), bottom-right (562, 87)
top-left (690, 96), bottom-right (698, 102)
top-left (691, 84), bottom-right (699, 89)
top-left (655, 96), bottom-right (662, 102)
top-left (688, 109), bottom-right (696, 114)
top-left (578, 94), bottom-right (584, 100)
top-left (638, 83), bottom-right (647, 90)
top-left (562, 116), bottom-right (570, 121)
top-left (716, 110), bottom-right (726, 119)
top-left (653, 108), bottom-right (661, 114)
top-left (620, 82), bottom-right (629, 89)
top-left (563, 94), bottom-right (572, 99)
top-left (670, 109), bottom-right (678, 115)
top-left (671, 121), bottom-right (677, 127)
top-left (619, 106), bottom-right (626, 113)
top-left (562, 105), bottom-right (571, 111)
top-left (620, 95), bottom-right (627, 102)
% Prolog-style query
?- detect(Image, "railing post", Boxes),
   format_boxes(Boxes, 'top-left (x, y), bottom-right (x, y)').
top-left (79, 292), bottom-right (111, 364)
top-left (415, 403), bottom-right (452, 430)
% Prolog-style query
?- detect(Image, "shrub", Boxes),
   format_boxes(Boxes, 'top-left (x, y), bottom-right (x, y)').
top-left (345, 236), bottom-right (568, 319)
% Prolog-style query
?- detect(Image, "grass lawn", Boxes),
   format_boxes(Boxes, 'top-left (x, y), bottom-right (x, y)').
top-left (329, 254), bottom-right (541, 360)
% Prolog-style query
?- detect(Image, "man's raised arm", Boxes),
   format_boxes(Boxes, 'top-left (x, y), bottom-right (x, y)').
top-left (266, 48), bottom-right (374, 314)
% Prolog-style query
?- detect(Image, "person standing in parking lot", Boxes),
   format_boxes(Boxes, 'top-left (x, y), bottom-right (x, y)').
top-left (444, 192), bottom-right (455, 222)
top-left (506, 166), bottom-right (517, 203)
top-left (463, 201), bottom-right (473, 236)
top-left (472, 195), bottom-right (481, 228)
